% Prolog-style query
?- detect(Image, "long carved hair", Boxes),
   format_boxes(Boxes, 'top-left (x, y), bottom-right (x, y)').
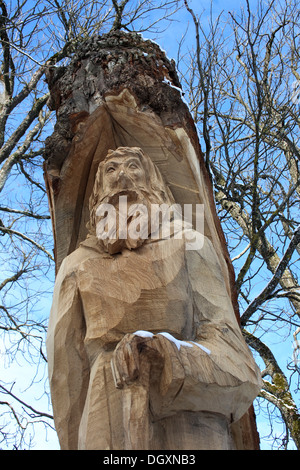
top-left (88, 147), bottom-right (175, 233)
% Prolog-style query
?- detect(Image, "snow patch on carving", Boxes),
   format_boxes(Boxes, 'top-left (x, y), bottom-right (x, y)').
top-left (133, 330), bottom-right (211, 354)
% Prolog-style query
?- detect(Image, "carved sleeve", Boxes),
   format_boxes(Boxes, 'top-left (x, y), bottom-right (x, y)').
top-left (46, 265), bottom-right (90, 450)
top-left (164, 241), bottom-right (262, 421)
top-left (145, 238), bottom-right (262, 422)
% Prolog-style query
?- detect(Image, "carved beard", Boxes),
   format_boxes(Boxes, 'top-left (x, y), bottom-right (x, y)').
top-left (95, 188), bottom-right (162, 255)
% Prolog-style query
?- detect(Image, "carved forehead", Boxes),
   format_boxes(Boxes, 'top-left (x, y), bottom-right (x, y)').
top-left (103, 147), bottom-right (146, 165)
top-left (103, 155), bottom-right (144, 168)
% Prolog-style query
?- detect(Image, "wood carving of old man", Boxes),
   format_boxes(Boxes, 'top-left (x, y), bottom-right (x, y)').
top-left (46, 147), bottom-right (262, 450)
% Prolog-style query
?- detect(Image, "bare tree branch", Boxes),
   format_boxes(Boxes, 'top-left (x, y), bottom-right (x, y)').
top-left (241, 226), bottom-right (300, 325)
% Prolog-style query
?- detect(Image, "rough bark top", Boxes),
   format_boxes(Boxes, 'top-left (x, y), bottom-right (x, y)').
top-left (44, 31), bottom-right (187, 170)
top-left (46, 30), bottom-right (182, 114)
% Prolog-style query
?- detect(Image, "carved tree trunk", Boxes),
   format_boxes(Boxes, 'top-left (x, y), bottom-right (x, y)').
top-left (44, 31), bottom-right (260, 450)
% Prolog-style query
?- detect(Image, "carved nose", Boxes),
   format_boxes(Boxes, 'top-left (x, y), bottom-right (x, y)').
top-left (118, 169), bottom-right (132, 188)
top-left (118, 170), bottom-right (129, 180)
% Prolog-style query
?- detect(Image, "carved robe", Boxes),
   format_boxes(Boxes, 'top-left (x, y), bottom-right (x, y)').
top-left (46, 228), bottom-right (261, 450)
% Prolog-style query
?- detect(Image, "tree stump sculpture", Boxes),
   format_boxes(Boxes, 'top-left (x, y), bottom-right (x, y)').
top-left (44, 31), bottom-right (262, 450)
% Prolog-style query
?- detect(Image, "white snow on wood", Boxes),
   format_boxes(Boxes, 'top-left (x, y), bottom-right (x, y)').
top-left (133, 330), bottom-right (211, 354)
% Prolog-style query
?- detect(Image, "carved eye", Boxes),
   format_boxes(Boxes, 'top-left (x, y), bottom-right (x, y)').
top-left (128, 162), bottom-right (139, 170)
top-left (106, 166), bottom-right (116, 173)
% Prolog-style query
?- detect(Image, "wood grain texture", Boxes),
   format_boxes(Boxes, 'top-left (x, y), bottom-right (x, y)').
top-left (46, 156), bottom-right (262, 448)
top-left (45, 31), bottom-right (262, 450)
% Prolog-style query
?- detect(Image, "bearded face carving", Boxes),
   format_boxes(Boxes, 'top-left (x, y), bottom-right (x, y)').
top-left (88, 147), bottom-right (177, 254)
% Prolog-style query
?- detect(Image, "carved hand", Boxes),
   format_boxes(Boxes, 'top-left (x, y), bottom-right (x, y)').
top-left (111, 331), bottom-right (175, 450)
top-left (111, 332), bottom-right (164, 389)
top-left (110, 331), bottom-right (215, 420)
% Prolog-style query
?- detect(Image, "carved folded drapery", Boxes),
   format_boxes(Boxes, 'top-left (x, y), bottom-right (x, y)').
top-left (44, 31), bottom-right (262, 450)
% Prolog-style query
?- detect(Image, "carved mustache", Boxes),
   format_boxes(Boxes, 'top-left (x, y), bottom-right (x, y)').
top-left (99, 188), bottom-right (155, 206)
